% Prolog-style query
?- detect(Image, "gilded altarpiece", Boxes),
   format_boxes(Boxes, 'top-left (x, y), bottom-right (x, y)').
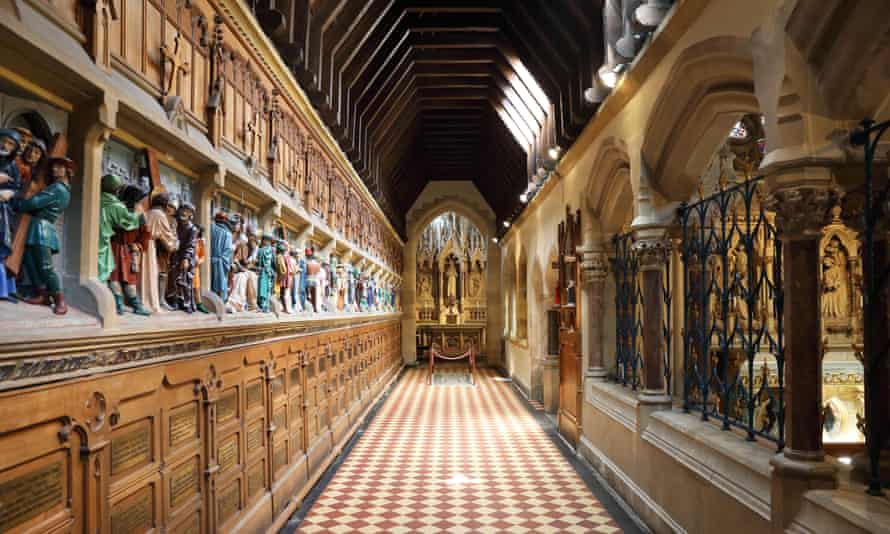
top-left (416, 212), bottom-right (487, 356)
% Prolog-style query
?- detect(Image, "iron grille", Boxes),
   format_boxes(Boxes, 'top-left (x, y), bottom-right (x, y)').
top-left (679, 177), bottom-right (785, 448)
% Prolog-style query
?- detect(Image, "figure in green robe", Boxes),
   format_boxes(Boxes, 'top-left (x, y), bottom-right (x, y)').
top-left (4, 157), bottom-right (74, 315)
top-left (98, 174), bottom-right (141, 284)
top-left (256, 234), bottom-right (276, 312)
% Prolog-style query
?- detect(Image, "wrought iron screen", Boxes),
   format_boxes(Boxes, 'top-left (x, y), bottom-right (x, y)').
top-left (679, 178), bottom-right (785, 448)
top-left (612, 233), bottom-right (643, 389)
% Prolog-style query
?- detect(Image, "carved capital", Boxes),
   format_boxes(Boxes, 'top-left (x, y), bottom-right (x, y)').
top-left (766, 186), bottom-right (839, 239)
top-left (581, 250), bottom-right (609, 284)
top-left (632, 238), bottom-right (672, 271)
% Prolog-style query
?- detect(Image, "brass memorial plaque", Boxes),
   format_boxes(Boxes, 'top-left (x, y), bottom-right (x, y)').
top-left (246, 421), bottom-right (263, 453)
top-left (247, 462), bottom-right (265, 498)
top-left (111, 424), bottom-right (151, 476)
top-left (0, 461), bottom-right (63, 532)
top-left (246, 383), bottom-right (262, 409)
top-left (169, 459), bottom-right (199, 509)
top-left (169, 404), bottom-right (198, 449)
top-left (217, 482), bottom-right (240, 525)
top-left (273, 442), bottom-right (287, 473)
top-left (218, 435), bottom-right (238, 474)
top-left (111, 486), bottom-right (153, 534)
top-left (217, 389), bottom-right (238, 423)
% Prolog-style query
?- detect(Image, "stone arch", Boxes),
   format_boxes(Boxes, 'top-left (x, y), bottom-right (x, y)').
top-left (402, 194), bottom-right (501, 365)
top-left (641, 36), bottom-right (765, 202)
top-left (584, 137), bottom-right (635, 237)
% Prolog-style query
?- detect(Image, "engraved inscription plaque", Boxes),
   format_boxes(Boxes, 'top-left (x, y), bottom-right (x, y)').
top-left (246, 383), bottom-right (262, 409)
top-left (217, 482), bottom-right (240, 525)
top-left (218, 435), bottom-right (238, 474)
top-left (217, 390), bottom-right (238, 423)
top-left (111, 486), bottom-right (153, 534)
top-left (247, 462), bottom-right (265, 498)
top-left (246, 421), bottom-right (263, 453)
top-left (169, 404), bottom-right (198, 449)
top-left (111, 424), bottom-right (151, 476)
top-left (0, 461), bottom-right (63, 531)
top-left (169, 460), bottom-right (199, 509)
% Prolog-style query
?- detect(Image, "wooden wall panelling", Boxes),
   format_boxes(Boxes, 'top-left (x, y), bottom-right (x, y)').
top-left (329, 332), bottom-right (347, 446)
top-left (0, 321), bottom-right (399, 534)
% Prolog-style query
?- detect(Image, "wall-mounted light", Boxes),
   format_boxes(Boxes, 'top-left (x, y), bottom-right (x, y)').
top-left (519, 192), bottom-right (528, 204)
top-left (492, 237), bottom-right (499, 244)
top-left (547, 145), bottom-right (562, 161)
top-left (503, 220), bottom-right (511, 228)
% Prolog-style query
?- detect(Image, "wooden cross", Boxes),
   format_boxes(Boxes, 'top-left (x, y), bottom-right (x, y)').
top-left (161, 33), bottom-right (190, 97)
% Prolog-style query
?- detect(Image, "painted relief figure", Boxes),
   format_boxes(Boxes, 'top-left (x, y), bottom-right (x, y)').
top-left (143, 193), bottom-right (179, 312)
top-left (108, 184), bottom-right (151, 316)
top-left (194, 225), bottom-right (210, 313)
top-left (169, 203), bottom-right (198, 313)
top-left (0, 129), bottom-right (22, 301)
top-left (98, 174), bottom-right (142, 312)
top-left (5, 156), bottom-right (73, 315)
top-left (210, 211), bottom-right (235, 302)
top-left (256, 233), bottom-right (276, 312)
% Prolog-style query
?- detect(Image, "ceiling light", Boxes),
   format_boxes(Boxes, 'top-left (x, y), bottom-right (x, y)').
top-left (503, 220), bottom-right (510, 228)
top-left (548, 146), bottom-right (562, 161)
top-left (598, 66), bottom-right (618, 89)
top-left (519, 193), bottom-right (528, 204)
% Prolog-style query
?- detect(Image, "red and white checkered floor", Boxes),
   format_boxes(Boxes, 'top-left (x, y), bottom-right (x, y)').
top-left (295, 367), bottom-right (625, 534)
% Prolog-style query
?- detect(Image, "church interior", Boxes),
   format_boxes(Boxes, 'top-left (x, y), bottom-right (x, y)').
top-left (0, 0), bottom-right (888, 532)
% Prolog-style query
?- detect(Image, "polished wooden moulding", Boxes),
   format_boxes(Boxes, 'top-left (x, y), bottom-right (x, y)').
top-left (0, 320), bottom-right (402, 534)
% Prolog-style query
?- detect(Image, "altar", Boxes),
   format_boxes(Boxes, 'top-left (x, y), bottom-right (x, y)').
top-left (417, 325), bottom-right (486, 361)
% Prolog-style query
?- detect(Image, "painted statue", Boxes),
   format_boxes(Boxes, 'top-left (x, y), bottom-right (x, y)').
top-left (297, 246), bottom-right (308, 312)
top-left (276, 240), bottom-right (293, 313)
top-left (194, 225), bottom-right (210, 313)
top-left (227, 227), bottom-right (258, 312)
top-left (256, 234), bottom-right (276, 312)
top-left (287, 248), bottom-right (301, 312)
top-left (0, 128), bottom-right (22, 301)
top-left (336, 261), bottom-right (346, 311)
top-left (168, 203), bottom-right (198, 313)
top-left (319, 259), bottom-right (330, 312)
top-left (305, 247), bottom-right (320, 313)
top-left (7, 135), bottom-right (47, 287)
top-left (98, 174), bottom-right (143, 304)
top-left (210, 211), bottom-right (234, 302)
top-left (4, 156), bottom-right (73, 314)
top-left (143, 193), bottom-right (179, 312)
top-left (108, 183), bottom-right (151, 316)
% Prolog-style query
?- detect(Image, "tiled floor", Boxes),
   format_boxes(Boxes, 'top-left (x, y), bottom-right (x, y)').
top-left (289, 366), bottom-right (635, 534)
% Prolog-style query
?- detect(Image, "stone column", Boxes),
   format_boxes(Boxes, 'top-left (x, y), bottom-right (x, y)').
top-left (765, 170), bottom-right (838, 530)
top-left (768, 183), bottom-right (837, 461)
top-left (581, 247), bottom-right (610, 379)
top-left (632, 234), bottom-right (672, 402)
